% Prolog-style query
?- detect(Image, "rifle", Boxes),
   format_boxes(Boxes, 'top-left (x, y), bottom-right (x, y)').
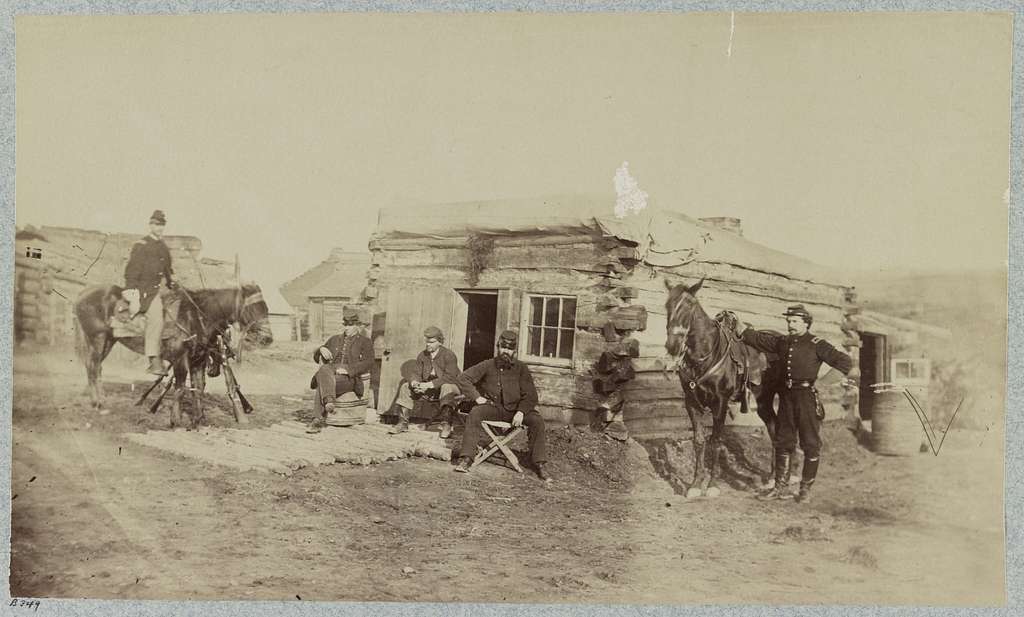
top-left (149, 377), bottom-right (175, 414)
top-left (135, 341), bottom-right (192, 407)
top-left (217, 333), bottom-right (254, 415)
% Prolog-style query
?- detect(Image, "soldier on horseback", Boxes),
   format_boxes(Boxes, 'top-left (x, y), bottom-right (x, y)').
top-left (123, 209), bottom-right (175, 376)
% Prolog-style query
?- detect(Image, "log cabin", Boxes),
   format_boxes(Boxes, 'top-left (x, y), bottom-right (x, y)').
top-left (354, 195), bottom-right (901, 439)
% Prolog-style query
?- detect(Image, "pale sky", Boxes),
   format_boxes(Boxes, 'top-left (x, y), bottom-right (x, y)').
top-left (14, 12), bottom-right (1012, 300)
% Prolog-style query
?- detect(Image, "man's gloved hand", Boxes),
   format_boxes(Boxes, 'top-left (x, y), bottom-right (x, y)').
top-left (317, 346), bottom-right (333, 363)
top-left (121, 289), bottom-right (141, 316)
top-left (735, 321), bottom-right (749, 337)
top-left (511, 411), bottom-right (524, 427)
top-left (475, 396), bottom-right (488, 405)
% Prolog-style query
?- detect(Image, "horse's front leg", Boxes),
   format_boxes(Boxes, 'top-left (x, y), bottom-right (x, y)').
top-left (190, 359), bottom-right (207, 429)
top-left (169, 363), bottom-right (187, 429)
top-left (705, 403), bottom-right (729, 498)
top-left (685, 397), bottom-right (706, 499)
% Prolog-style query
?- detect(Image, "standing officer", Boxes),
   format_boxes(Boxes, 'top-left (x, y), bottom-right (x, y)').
top-left (123, 209), bottom-right (174, 375)
top-left (736, 305), bottom-right (854, 503)
top-left (453, 330), bottom-right (551, 482)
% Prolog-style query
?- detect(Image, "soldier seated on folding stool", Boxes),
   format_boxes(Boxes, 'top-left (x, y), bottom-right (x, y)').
top-left (452, 329), bottom-right (552, 482)
top-left (390, 326), bottom-right (463, 436)
top-left (306, 306), bottom-right (374, 434)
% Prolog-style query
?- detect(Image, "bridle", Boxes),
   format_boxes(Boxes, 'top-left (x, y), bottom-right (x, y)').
top-left (666, 295), bottom-right (734, 392)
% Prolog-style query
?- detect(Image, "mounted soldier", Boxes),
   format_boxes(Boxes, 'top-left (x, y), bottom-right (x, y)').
top-left (122, 209), bottom-right (175, 375)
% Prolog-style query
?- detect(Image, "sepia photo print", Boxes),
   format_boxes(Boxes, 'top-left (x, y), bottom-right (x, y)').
top-left (7, 9), bottom-right (1014, 609)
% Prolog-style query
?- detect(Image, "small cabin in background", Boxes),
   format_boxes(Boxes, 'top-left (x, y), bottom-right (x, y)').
top-left (279, 250), bottom-right (369, 342)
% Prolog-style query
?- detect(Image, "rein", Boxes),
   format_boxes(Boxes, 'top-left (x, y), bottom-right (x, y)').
top-left (681, 320), bottom-right (734, 391)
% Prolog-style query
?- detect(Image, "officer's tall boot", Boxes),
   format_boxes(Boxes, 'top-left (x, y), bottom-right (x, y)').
top-left (795, 455), bottom-right (819, 504)
top-left (389, 405), bottom-right (410, 434)
top-left (758, 451), bottom-right (794, 501)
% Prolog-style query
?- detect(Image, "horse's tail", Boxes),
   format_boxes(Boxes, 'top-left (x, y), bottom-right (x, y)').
top-left (73, 284), bottom-right (121, 357)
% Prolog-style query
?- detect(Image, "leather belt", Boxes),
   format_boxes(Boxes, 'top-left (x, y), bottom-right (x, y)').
top-left (785, 379), bottom-right (814, 389)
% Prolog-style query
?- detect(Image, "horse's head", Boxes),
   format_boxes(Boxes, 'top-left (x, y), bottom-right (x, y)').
top-left (664, 277), bottom-right (705, 356)
top-left (238, 284), bottom-right (274, 347)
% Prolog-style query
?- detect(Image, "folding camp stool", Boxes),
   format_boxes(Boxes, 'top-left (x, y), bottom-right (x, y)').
top-left (470, 420), bottom-right (525, 473)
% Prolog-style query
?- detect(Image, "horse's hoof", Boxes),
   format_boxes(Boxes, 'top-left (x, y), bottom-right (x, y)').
top-left (685, 487), bottom-right (703, 499)
top-left (705, 486), bottom-right (721, 498)
top-left (236, 414), bottom-right (249, 425)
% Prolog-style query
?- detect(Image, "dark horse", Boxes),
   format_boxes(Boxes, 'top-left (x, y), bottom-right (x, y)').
top-left (74, 284), bottom-right (273, 428)
top-left (664, 277), bottom-right (774, 497)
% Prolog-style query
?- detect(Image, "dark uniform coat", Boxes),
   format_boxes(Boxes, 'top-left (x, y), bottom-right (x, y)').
top-left (456, 357), bottom-right (538, 413)
top-left (741, 330), bottom-right (852, 458)
top-left (124, 235), bottom-right (174, 311)
top-left (313, 333), bottom-right (374, 377)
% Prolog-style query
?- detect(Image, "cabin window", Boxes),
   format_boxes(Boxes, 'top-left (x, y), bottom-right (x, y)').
top-left (523, 294), bottom-right (577, 363)
top-left (891, 358), bottom-right (930, 384)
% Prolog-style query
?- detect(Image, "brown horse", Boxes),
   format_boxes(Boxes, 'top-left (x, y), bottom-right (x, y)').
top-left (74, 284), bottom-right (272, 428)
top-left (664, 277), bottom-right (769, 497)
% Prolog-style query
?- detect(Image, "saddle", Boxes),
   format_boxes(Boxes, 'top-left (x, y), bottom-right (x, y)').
top-left (110, 290), bottom-right (183, 340)
top-left (714, 311), bottom-right (769, 411)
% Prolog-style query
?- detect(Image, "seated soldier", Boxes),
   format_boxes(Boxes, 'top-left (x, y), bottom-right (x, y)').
top-left (306, 306), bottom-right (374, 434)
top-left (390, 326), bottom-right (462, 436)
top-left (453, 329), bottom-right (552, 482)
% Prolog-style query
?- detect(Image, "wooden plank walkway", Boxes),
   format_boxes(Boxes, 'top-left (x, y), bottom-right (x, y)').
top-left (122, 421), bottom-right (452, 476)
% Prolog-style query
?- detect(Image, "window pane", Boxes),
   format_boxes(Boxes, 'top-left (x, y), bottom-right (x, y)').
top-left (530, 297), bottom-right (544, 326)
top-left (559, 329), bottom-right (574, 359)
top-left (542, 327), bottom-right (558, 357)
top-left (561, 298), bottom-right (576, 329)
top-left (528, 326), bottom-right (542, 356)
top-left (544, 298), bottom-right (560, 327)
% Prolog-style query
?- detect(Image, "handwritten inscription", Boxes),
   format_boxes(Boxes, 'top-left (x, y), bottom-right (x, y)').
top-left (9, 598), bottom-right (41, 611)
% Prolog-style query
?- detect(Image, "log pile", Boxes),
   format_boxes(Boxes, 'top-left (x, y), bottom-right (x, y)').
top-left (122, 422), bottom-right (452, 475)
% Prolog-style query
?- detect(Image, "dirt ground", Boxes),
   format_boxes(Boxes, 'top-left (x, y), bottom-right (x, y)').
top-left (9, 346), bottom-right (1006, 606)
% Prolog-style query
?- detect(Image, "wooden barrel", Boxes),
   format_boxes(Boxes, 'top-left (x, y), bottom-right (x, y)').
top-left (871, 387), bottom-right (927, 456)
top-left (324, 375), bottom-right (372, 427)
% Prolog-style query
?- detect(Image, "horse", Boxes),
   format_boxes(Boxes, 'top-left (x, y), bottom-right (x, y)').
top-left (663, 277), bottom-right (771, 497)
top-left (74, 284), bottom-right (273, 428)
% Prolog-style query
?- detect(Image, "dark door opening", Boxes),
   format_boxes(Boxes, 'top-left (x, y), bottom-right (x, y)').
top-left (462, 293), bottom-right (498, 369)
top-left (858, 332), bottom-right (887, 420)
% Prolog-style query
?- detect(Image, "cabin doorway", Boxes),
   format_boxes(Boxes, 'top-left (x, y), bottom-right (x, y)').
top-left (454, 291), bottom-right (498, 369)
top-left (858, 332), bottom-right (888, 420)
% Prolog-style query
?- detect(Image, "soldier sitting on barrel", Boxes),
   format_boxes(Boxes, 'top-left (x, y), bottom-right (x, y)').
top-left (306, 306), bottom-right (374, 434)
